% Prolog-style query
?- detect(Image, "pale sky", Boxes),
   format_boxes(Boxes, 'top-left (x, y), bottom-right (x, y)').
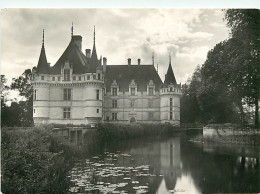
top-left (1, 9), bottom-right (229, 85)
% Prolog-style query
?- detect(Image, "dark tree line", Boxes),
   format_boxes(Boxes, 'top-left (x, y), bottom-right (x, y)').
top-left (1, 69), bottom-right (33, 127)
top-left (181, 9), bottom-right (260, 127)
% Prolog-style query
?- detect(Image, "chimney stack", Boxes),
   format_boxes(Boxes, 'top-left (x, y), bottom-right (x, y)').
top-left (128, 58), bottom-right (131, 66)
top-left (103, 57), bottom-right (107, 66)
top-left (85, 49), bottom-right (91, 58)
top-left (103, 57), bottom-right (107, 72)
top-left (138, 58), bottom-right (141, 65)
top-left (71, 35), bottom-right (82, 51)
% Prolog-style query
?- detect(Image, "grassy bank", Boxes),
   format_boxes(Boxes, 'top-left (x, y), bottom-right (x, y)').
top-left (1, 126), bottom-right (80, 194)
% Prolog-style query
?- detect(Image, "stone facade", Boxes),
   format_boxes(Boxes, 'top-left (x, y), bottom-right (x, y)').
top-left (32, 28), bottom-right (182, 126)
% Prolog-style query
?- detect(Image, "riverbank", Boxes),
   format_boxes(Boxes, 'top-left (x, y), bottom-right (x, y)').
top-left (1, 126), bottom-right (81, 193)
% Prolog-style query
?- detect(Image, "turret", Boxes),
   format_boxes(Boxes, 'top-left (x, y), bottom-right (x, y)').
top-left (36, 29), bottom-right (49, 74)
top-left (160, 54), bottom-right (181, 126)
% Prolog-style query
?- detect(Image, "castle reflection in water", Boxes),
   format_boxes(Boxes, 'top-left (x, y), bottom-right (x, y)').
top-left (105, 134), bottom-right (260, 193)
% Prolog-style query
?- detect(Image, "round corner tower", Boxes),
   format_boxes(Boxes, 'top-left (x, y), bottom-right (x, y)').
top-left (160, 56), bottom-right (182, 126)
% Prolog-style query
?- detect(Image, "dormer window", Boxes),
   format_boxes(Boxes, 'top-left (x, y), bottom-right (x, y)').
top-left (148, 88), bottom-right (154, 96)
top-left (97, 73), bottom-right (101, 80)
top-left (64, 69), bottom-right (70, 81)
top-left (130, 88), bottom-right (136, 96)
top-left (129, 79), bottom-right (137, 96)
top-left (112, 88), bottom-right (118, 96)
top-left (147, 80), bottom-right (155, 96)
top-left (111, 80), bottom-right (119, 96)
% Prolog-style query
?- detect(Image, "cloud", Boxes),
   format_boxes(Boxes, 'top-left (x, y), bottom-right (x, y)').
top-left (1, 8), bottom-right (229, 90)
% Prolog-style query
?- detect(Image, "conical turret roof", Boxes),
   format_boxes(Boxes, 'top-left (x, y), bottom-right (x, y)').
top-left (163, 56), bottom-right (177, 87)
top-left (36, 30), bottom-right (49, 74)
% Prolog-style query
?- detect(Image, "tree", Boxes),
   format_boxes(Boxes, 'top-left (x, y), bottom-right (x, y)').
top-left (10, 69), bottom-right (33, 126)
top-left (224, 9), bottom-right (260, 128)
top-left (1, 75), bottom-right (10, 108)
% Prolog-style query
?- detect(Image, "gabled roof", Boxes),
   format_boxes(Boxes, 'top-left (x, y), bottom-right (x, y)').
top-left (36, 44), bottom-right (49, 74)
top-left (105, 65), bottom-right (163, 92)
top-left (50, 39), bottom-right (89, 75)
top-left (163, 63), bottom-right (177, 87)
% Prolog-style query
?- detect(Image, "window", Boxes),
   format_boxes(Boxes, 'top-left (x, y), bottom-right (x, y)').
top-left (170, 87), bottom-right (173, 92)
top-left (52, 77), bottom-right (55, 81)
top-left (41, 76), bottom-right (44, 80)
top-left (170, 98), bottom-right (173, 106)
top-left (58, 77), bottom-right (61, 81)
top-left (96, 90), bottom-right (100, 100)
top-left (87, 75), bottom-right (90, 80)
top-left (112, 88), bottom-right (117, 96)
top-left (64, 69), bottom-right (70, 81)
top-left (148, 100), bottom-right (153, 108)
top-left (98, 73), bottom-right (101, 80)
top-left (112, 100), bottom-right (117, 108)
top-left (130, 100), bottom-right (135, 108)
top-left (130, 88), bottom-right (135, 96)
top-left (93, 75), bottom-right (96, 79)
top-left (73, 76), bottom-right (76, 81)
top-left (78, 76), bottom-right (81, 81)
top-left (148, 112), bottom-right (153, 120)
top-left (112, 113), bottom-right (117, 120)
top-left (97, 109), bottom-right (99, 113)
top-left (33, 109), bottom-right (35, 113)
top-left (63, 107), bottom-right (71, 119)
top-left (34, 89), bottom-right (37, 100)
top-left (148, 88), bottom-right (154, 96)
top-left (170, 112), bottom-right (173, 120)
top-left (64, 89), bottom-right (71, 101)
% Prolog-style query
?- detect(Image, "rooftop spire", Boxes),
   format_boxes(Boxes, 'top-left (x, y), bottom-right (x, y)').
top-left (93, 25), bottom-right (96, 45)
top-left (42, 29), bottom-right (45, 46)
top-left (169, 53), bottom-right (171, 65)
top-left (90, 25), bottom-right (99, 71)
top-left (157, 63), bottom-right (158, 73)
top-left (71, 22), bottom-right (73, 38)
top-left (152, 51), bottom-right (155, 66)
top-left (163, 54), bottom-right (177, 87)
top-left (37, 30), bottom-right (49, 74)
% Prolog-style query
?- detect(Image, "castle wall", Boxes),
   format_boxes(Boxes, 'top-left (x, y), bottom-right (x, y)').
top-left (104, 91), bottom-right (161, 123)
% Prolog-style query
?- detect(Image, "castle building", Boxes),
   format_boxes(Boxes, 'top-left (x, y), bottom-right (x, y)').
top-left (31, 27), bottom-right (182, 126)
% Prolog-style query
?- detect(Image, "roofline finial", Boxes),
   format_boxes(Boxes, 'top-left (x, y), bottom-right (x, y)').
top-left (42, 29), bottom-right (45, 46)
top-left (169, 52), bottom-right (171, 65)
top-left (94, 25), bottom-right (96, 45)
top-left (157, 63), bottom-right (158, 73)
top-left (71, 22), bottom-right (73, 38)
top-left (152, 51), bottom-right (154, 66)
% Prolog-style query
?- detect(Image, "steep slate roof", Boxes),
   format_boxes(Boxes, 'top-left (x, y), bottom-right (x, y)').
top-left (50, 37), bottom-right (89, 75)
top-left (105, 65), bottom-right (163, 92)
top-left (36, 44), bottom-right (49, 74)
top-left (163, 62), bottom-right (177, 87)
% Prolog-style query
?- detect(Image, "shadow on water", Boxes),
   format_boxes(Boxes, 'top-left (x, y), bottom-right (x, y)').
top-left (69, 132), bottom-right (260, 193)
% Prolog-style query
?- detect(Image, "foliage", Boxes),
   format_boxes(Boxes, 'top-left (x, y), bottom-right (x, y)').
top-left (2, 69), bottom-right (34, 127)
top-left (1, 126), bottom-right (73, 194)
top-left (97, 123), bottom-right (178, 143)
top-left (224, 9), bottom-right (260, 127)
top-left (181, 9), bottom-right (259, 127)
top-left (1, 75), bottom-right (10, 108)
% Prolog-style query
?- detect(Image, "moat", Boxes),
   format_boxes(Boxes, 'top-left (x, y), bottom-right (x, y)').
top-left (68, 132), bottom-right (260, 193)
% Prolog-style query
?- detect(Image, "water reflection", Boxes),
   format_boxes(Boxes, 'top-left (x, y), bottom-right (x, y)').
top-left (69, 133), bottom-right (260, 193)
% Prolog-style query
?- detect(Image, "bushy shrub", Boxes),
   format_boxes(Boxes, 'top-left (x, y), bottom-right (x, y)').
top-left (1, 126), bottom-right (73, 193)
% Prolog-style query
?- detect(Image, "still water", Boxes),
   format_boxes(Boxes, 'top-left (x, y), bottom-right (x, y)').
top-left (69, 132), bottom-right (260, 193)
